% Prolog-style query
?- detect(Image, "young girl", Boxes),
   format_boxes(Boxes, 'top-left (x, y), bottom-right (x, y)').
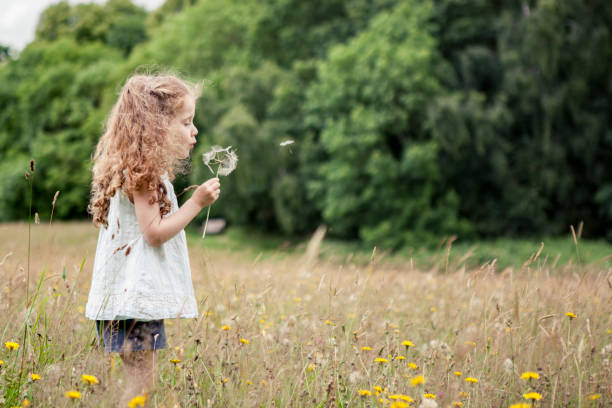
top-left (85, 73), bottom-right (220, 405)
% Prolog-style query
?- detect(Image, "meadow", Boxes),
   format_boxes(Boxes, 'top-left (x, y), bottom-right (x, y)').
top-left (1, 222), bottom-right (611, 407)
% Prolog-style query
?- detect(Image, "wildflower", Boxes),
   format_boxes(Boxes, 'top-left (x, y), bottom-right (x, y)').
top-left (399, 395), bottom-right (414, 402)
top-left (30, 373), bottom-right (41, 381)
top-left (362, 346), bottom-right (372, 351)
top-left (65, 390), bottom-right (81, 399)
top-left (280, 140), bottom-right (295, 147)
top-left (375, 357), bottom-right (389, 363)
top-left (402, 340), bottom-right (415, 347)
top-left (407, 362), bottom-right (418, 370)
top-left (81, 374), bottom-right (99, 384)
top-left (523, 392), bottom-right (542, 400)
top-left (202, 145), bottom-right (238, 176)
top-left (520, 372), bottom-right (539, 380)
top-left (464, 341), bottom-right (476, 347)
top-left (373, 386), bottom-right (383, 393)
top-left (454, 371), bottom-right (462, 376)
top-left (430, 307), bottom-right (437, 312)
top-left (127, 395), bottom-right (147, 407)
top-left (565, 312), bottom-right (577, 319)
top-left (588, 394), bottom-right (601, 400)
top-left (458, 391), bottom-right (468, 398)
top-left (465, 377), bottom-right (478, 384)
top-left (509, 404), bottom-right (531, 408)
top-left (390, 402), bottom-right (408, 408)
top-left (325, 320), bottom-right (333, 325)
top-left (359, 389), bottom-right (372, 396)
top-left (307, 364), bottom-right (315, 372)
top-left (5, 342), bottom-right (19, 350)
top-left (0, 359), bottom-right (3, 366)
top-left (170, 358), bottom-right (181, 364)
top-left (452, 402), bottom-right (463, 407)
top-left (23, 399), bottom-right (30, 406)
top-left (410, 375), bottom-right (425, 386)
top-left (246, 380), bottom-right (253, 385)
top-left (396, 356), bottom-right (405, 360)
top-left (221, 325), bottom-right (231, 331)
top-left (240, 338), bottom-right (249, 345)
top-left (424, 393), bottom-right (436, 399)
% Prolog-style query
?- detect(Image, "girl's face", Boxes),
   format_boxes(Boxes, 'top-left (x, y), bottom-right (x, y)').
top-left (168, 96), bottom-right (198, 158)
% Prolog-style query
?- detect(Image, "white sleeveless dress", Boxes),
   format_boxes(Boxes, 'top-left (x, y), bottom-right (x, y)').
top-left (85, 177), bottom-right (198, 321)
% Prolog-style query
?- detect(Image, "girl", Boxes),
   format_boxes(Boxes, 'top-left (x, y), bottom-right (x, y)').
top-left (85, 73), bottom-right (220, 405)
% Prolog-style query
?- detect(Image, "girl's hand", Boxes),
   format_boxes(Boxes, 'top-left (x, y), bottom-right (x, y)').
top-left (192, 178), bottom-right (220, 208)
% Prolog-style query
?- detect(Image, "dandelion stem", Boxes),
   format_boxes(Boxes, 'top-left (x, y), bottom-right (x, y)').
top-left (202, 166), bottom-right (220, 239)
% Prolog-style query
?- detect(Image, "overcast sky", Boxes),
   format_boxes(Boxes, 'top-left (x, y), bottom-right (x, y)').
top-left (0, 0), bottom-right (165, 51)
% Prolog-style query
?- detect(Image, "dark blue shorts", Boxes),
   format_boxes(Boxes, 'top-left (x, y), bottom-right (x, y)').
top-left (95, 319), bottom-right (167, 353)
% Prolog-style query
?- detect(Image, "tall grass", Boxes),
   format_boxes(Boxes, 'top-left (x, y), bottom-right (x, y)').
top-left (0, 222), bottom-right (611, 407)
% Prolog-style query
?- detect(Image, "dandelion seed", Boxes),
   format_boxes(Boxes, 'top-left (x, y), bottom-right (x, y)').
top-left (358, 389), bottom-right (372, 396)
top-left (374, 357), bottom-right (389, 363)
top-left (221, 325), bottom-right (231, 331)
top-left (520, 372), bottom-right (539, 380)
top-left (65, 390), bottom-right (81, 399)
top-left (407, 362), bottom-right (418, 370)
top-left (465, 377), bottom-right (478, 383)
top-left (454, 371), bottom-right (462, 376)
top-left (240, 338), bottom-right (249, 345)
top-left (280, 140), bottom-right (295, 147)
top-left (202, 145), bottom-right (238, 176)
top-left (410, 375), bottom-right (425, 386)
top-left (424, 393), bottom-right (436, 399)
top-left (523, 392), bottom-right (542, 400)
top-left (402, 340), bottom-right (415, 347)
top-left (81, 374), bottom-right (99, 384)
top-left (30, 373), bottom-right (41, 381)
top-left (127, 395), bottom-right (147, 407)
top-left (5, 342), bottom-right (19, 350)
top-left (362, 346), bottom-right (372, 351)
top-left (565, 312), bottom-right (577, 319)
top-left (588, 394), bottom-right (601, 400)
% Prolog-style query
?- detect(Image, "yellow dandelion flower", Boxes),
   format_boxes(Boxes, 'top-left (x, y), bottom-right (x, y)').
top-left (362, 346), bottom-right (372, 351)
top-left (221, 325), bottom-right (231, 331)
top-left (81, 374), bottom-right (99, 384)
top-left (399, 395), bottom-right (414, 402)
top-left (452, 402), bottom-right (463, 407)
top-left (509, 404), bottom-right (531, 408)
top-left (454, 371), bottom-right (462, 376)
top-left (247, 380), bottom-right (253, 385)
top-left (390, 402), bottom-right (408, 408)
top-left (465, 341), bottom-right (476, 347)
top-left (410, 375), bottom-right (425, 386)
top-left (424, 393), bottom-right (436, 399)
top-left (465, 377), bottom-right (478, 383)
top-left (523, 392), bottom-right (542, 400)
top-left (5, 342), bottom-right (19, 350)
top-left (325, 320), bottom-right (333, 325)
top-left (170, 358), bottom-right (181, 364)
top-left (407, 362), bottom-right (418, 370)
top-left (358, 389), bottom-right (372, 396)
top-left (261, 379), bottom-right (268, 386)
top-left (30, 373), bottom-right (41, 381)
top-left (127, 395), bottom-right (147, 407)
top-left (23, 400), bottom-right (30, 407)
top-left (521, 372), bottom-right (539, 380)
top-left (458, 391), bottom-right (468, 398)
top-left (0, 360), bottom-right (3, 366)
top-left (374, 357), bottom-right (389, 363)
top-left (374, 386), bottom-right (383, 393)
top-left (294, 297), bottom-right (301, 303)
top-left (588, 394), bottom-right (601, 400)
top-left (396, 356), bottom-right (405, 360)
top-left (389, 394), bottom-right (400, 400)
top-left (307, 364), bottom-right (315, 372)
top-left (240, 338), bottom-right (249, 345)
top-left (379, 398), bottom-right (389, 404)
top-left (402, 340), bottom-right (415, 347)
top-left (565, 312), bottom-right (577, 319)
top-left (65, 390), bottom-right (81, 399)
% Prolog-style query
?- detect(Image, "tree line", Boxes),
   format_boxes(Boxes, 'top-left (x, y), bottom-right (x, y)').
top-left (0, 0), bottom-right (610, 248)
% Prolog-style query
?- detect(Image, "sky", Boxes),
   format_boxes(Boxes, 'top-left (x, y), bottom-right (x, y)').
top-left (0, 0), bottom-right (165, 51)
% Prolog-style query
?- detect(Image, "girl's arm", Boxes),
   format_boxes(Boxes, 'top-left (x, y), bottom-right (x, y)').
top-left (133, 178), bottom-right (220, 247)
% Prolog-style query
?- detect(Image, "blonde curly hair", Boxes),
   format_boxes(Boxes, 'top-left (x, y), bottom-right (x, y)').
top-left (89, 73), bottom-right (201, 227)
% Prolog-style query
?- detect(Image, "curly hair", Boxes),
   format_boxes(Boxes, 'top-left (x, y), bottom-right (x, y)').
top-left (89, 74), bottom-right (201, 227)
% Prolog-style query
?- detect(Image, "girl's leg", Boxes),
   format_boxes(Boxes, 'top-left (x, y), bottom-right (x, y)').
top-left (119, 350), bottom-right (158, 406)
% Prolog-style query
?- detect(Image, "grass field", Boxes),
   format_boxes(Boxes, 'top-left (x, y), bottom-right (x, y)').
top-left (1, 222), bottom-right (611, 407)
